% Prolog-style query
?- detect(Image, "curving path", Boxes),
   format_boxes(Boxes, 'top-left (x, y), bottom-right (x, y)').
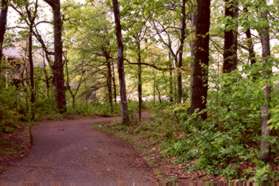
top-left (0, 117), bottom-right (157, 186)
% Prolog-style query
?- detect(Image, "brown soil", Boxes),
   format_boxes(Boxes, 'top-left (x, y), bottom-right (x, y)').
top-left (0, 126), bottom-right (31, 174)
top-left (0, 116), bottom-right (157, 185)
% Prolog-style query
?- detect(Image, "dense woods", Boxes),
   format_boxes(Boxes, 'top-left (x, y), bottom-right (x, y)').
top-left (0, 0), bottom-right (278, 183)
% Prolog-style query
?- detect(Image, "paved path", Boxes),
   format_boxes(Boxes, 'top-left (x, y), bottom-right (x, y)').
top-left (0, 117), bottom-right (157, 186)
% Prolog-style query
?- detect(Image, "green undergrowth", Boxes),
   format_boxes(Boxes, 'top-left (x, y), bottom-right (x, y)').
top-left (94, 98), bottom-right (279, 184)
top-left (160, 70), bottom-right (279, 183)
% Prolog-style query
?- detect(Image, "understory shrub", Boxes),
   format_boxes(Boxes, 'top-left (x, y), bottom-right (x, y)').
top-left (161, 68), bottom-right (279, 181)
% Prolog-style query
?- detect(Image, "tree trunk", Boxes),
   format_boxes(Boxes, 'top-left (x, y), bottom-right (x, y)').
top-left (112, 0), bottom-right (129, 124)
top-left (169, 52), bottom-right (173, 102)
top-left (51, 1), bottom-right (66, 113)
top-left (243, 8), bottom-right (256, 65)
top-left (111, 61), bottom-right (117, 103)
top-left (259, 0), bottom-right (272, 162)
top-left (105, 54), bottom-right (114, 113)
top-left (245, 28), bottom-right (256, 65)
top-left (223, 0), bottom-right (238, 73)
top-left (28, 26), bottom-right (35, 120)
top-left (136, 40), bottom-right (142, 121)
top-left (42, 51), bottom-right (50, 97)
top-left (0, 0), bottom-right (8, 61)
top-left (177, 0), bottom-right (187, 103)
top-left (156, 85), bottom-right (162, 103)
top-left (190, 0), bottom-right (211, 120)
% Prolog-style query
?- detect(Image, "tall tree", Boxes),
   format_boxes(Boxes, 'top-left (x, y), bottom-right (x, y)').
top-left (223, 0), bottom-right (238, 73)
top-left (190, 0), bottom-right (211, 120)
top-left (0, 0), bottom-right (8, 61)
top-left (26, 0), bottom-right (38, 120)
top-left (104, 50), bottom-right (114, 113)
top-left (177, 0), bottom-right (187, 103)
top-left (112, 0), bottom-right (129, 124)
top-left (136, 37), bottom-right (142, 121)
top-left (258, 0), bottom-right (272, 162)
top-left (44, 0), bottom-right (66, 113)
top-left (11, 0), bottom-right (39, 119)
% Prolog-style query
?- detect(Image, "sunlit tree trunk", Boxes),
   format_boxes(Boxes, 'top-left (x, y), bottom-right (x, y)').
top-left (190, 0), bottom-right (211, 120)
top-left (112, 0), bottom-right (129, 124)
top-left (223, 0), bottom-right (238, 73)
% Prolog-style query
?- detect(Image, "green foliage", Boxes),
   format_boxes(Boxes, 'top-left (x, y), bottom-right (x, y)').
top-left (0, 83), bottom-right (23, 133)
top-left (160, 68), bottom-right (279, 180)
top-left (67, 102), bottom-right (119, 116)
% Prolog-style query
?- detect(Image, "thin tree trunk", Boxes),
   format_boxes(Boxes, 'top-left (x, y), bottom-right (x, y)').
top-left (190, 0), bottom-right (211, 120)
top-left (243, 8), bottom-right (256, 67)
top-left (42, 51), bottom-right (50, 97)
top-left (136, 40), bottom-right (142, 121)
top-left (259, 0), bottom-right (272, 162)
top-left (0, 0), bottom-right (8, 61)
top-left (169, 52), bottom-right (173, 102)
top-left (245, 28), bottom-right (256, 65)
top-left (105, 53), bottom-right (114, 113)
top-left (111, 61), bottom-right (117, 103)
top-left (28, 26), bottom-right (35, 120)
top-left (177, 0), bottom-right (187, 103)
top-left (153, 72), bottom-right (156, 103)
top-left (243, 8), bottom-right (256, 65)
top-left (223, 0), bottom-right (238, 73)
top-left (112, 0), bottom-right (129, 124)
top-left (65, 55), bottom-right (75, 110)
top-left (156, 85), bottom-right (162, 103)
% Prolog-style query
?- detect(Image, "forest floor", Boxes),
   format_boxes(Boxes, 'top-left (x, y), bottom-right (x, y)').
top-left (0, 116), bottom-right (157, 185)
top-left (94, 114), bottom-right (227, 185)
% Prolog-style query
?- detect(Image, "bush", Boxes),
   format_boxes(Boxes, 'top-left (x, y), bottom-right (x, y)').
top-left (161, 68), bottom-right (279, 180)
top-left (0, 84), bottom-right (24, 132)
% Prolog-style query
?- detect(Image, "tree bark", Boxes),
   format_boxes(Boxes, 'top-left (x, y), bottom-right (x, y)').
top-left (105, 53), bottom-right (114, 113)
top-left (169, 52), bottom-right (173, 102)
top-left (136, 40), bottom-right (142, 121)
top-left (177, 0), bottom-right (187, 103)
top-left (190, 0), bottom-right (211, 120)
top-left (112, 0), bottom-right (129, 124)
top-left (223, 0), bottom-right (238, 73)
top-left (245, 28), bottom-right (256, 65)
top-left (0, 0), bottom-right (8, 61)
top-left (258, 0), bottom-right (271, 162)
top-left (28, 25), bottom-right (35, 120)
top-left (111, 60), bottom-right (117, 103)
top-left (42, 51), bottom-right (50, 97)
top-left (46, 0), bottom-right (66, 113)
top-left (243, 8), bottom-right (256, 65)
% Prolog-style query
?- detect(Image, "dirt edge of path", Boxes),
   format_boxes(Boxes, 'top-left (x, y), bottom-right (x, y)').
top-left (0, 125), bottom-right (32, 174)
